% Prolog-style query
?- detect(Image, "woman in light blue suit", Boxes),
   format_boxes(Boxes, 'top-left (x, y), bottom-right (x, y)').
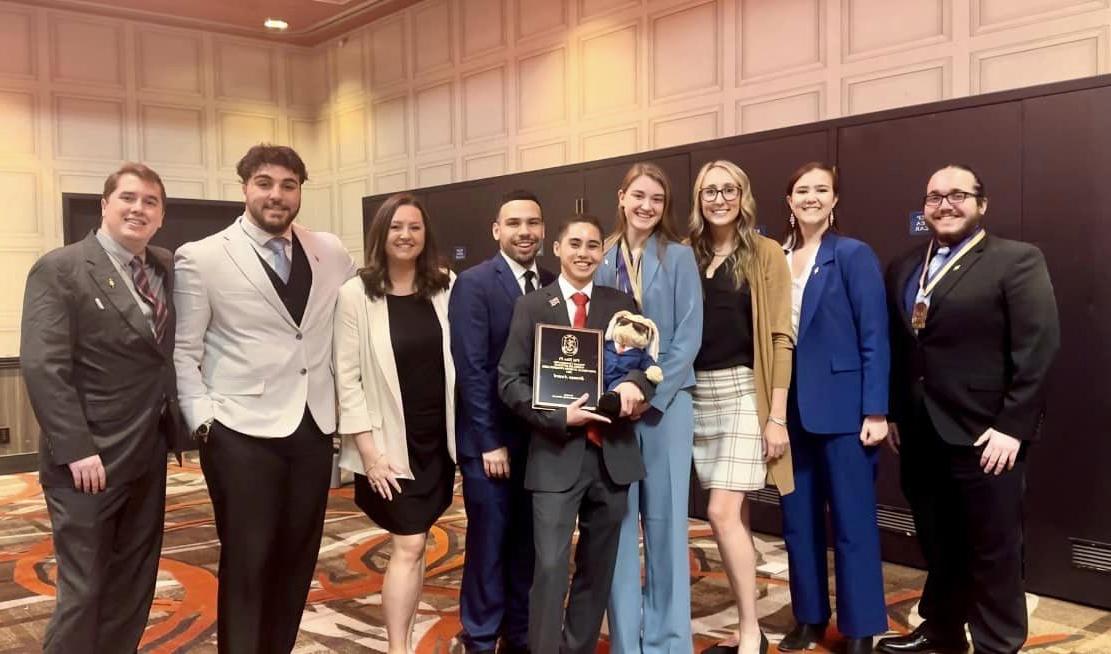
top-left (596, 162), bottom-right (703, 654)
top-left (778, 162), bottom-right (889, 654)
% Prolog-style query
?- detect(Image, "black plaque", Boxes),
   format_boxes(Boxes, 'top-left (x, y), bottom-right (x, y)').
top-left (532, 324), bottom-right (604, 410)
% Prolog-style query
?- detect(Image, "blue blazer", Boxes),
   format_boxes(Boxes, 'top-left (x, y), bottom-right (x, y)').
top-left (792, 233), bottom-right (889, 434)
top-left (596, 236), bottom-right (702, 412)
top-left (449, 254), bottom-right (556, 458)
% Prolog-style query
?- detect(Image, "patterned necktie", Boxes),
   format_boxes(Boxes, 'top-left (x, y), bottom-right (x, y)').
top-left (926, 245), bottom-right (951, 284)
top-left (128, 256), bottom-right (168, 342)
top-left (570, 292), bottom-right (602, 447)
top-left (523, 270), bottom-right (536, 294)
top-left (266, 237), bottom-right (291, 283)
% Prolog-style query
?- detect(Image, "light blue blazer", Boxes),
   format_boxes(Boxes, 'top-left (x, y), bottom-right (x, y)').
top-left (595, 236), bottom-right (703, 412)
top-left (792, 233), bottom-right (889, 433)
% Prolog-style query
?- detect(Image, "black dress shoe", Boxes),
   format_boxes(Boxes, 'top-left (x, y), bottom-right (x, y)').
top-left (779, 622), bottom-right (827, 651)
top-left (875, 624), bottom-right (968, 653)
top-left (843, 636), bottom-right (873, 654)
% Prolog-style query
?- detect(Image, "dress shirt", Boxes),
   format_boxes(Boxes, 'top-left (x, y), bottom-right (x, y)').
top-left (557, 276), bottom-right (593, 326)
top-left (95, 229), bottom-right (163, 335)
top-left (500, 251), bottom-right (540, 294)
top-left (239, 214), bottom-right (292, 273)
top-left (903, 227), bottom-right (983, 315)
top-left (786, 246), bottom-right (820, 335)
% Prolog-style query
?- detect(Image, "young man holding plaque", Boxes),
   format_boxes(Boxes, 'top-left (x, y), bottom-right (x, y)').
top-left (498, 215), bottom-right (653, 654)
top-left (879, 165), bottom-right (1059, 654)
top-left (450, 190), bottom-right (556, 654)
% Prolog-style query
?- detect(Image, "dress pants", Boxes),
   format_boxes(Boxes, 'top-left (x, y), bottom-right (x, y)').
top-left (200, 409), bottom-right (333, 654)
top-left (779, 417), bottom-right (888, 638)
top-left (530, 445), bottom-right (629, 654)
top-left (43, 451), bottom-right (168, 654)
top-left (608, 391), bottom-right (694, 654)
top-left (900, 403), bottom-right (1028, 654)
top-left (459, 447), bottom-right (534, 651)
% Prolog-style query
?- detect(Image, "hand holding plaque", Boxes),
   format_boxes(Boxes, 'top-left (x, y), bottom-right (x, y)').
top-left (532, 324), bottom-right (604, 410)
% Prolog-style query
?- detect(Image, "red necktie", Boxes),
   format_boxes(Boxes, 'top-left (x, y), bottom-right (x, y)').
top-left (570, 292), bottom-right (602, 447)
top-left (129, 256), bottom-right (168, 342)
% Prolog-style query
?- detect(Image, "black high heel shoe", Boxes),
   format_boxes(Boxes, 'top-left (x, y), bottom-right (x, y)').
top-left (779, 622), bottom-right (827, 651)
top-left (699, 632), bottom-right (768, 654)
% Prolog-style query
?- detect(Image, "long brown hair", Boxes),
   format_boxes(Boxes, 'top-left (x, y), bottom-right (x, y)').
top-left (783, 161), bottom-right (840, 250)
top-left (605, 162), bottom-right (683, 254)
top-left (689, 160), bottom-right (758, 288)
top-left (359, 192), bottom-right (450, 300)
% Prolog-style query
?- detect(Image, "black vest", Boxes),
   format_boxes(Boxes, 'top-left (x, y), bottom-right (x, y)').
top-left (257, 234), bottom-right (312, 325)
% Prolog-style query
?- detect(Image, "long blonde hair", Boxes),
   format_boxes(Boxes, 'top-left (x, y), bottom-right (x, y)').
top-left (689, 160), bottom-right (758, 288)
top-left (605, 162), bottom-right (682, 254)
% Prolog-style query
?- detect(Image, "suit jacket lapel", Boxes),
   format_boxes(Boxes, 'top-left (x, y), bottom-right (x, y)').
top-left (494, 255), bottom-right (522, 303)
top-left (294, 224), bottom-right (321, 322)
top-left (542, 284), bottom-right (571, 327)
top-left (366, 294), bottom-right (405, 410)
top-left (640, 236), bottom-right (661, 299)
top-left (538, 265), bottom-right (557, 286)
top-left (797, 235), bottom-right (835, 341)
top-left (926, 235), bottom-right (988, 310)
top-left (586, 289), bottom-right (614, 331)
top-left (894, 249), bottom-right (922, 336)
top-left (222, 221), bottom-right (296, 328)
top-left (82, 233), bottom-right (160, 352)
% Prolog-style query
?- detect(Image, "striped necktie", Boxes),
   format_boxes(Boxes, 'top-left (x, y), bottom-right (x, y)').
top-left (128, 257), bottom-right (168, 342)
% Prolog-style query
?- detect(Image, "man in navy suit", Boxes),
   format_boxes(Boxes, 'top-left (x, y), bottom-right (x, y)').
top-left (450, 190), bottom-right (555, 653)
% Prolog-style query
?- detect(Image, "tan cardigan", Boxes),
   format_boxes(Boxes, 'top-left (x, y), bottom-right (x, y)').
top-left (744, 235), bottom-right (796, 494)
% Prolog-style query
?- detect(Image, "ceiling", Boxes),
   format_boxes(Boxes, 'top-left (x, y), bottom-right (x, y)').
top-left (14, 0), bottom-right (422, 46)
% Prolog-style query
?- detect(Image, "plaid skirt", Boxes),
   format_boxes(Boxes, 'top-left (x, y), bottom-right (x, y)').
top-left (691, 365), bottom-right (766, 492)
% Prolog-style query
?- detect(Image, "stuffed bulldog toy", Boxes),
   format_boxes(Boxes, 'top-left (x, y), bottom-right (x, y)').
top-left (596, 310), bottom-right (664, 419)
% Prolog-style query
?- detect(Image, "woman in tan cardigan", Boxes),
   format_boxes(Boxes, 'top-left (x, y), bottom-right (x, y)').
top-left (689, 160), bottom-right (794, 654)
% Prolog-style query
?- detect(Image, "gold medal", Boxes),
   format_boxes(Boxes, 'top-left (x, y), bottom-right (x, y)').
top-left (911, 301), bottom-right (928, 330)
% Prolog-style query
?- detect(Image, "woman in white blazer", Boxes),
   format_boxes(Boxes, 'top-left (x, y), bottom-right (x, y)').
top-left (333, 192), bottom-right (456, 654)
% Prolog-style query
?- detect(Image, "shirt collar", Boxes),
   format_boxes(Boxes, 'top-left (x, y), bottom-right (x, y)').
top-left (499, 250), bottom-right (539, 281)
top-left (933, 226), bottom-right (982, 256)
top-left (239, 213), bottom-right (291, 248)
top-left (557, 275), bottom-right (592, 301)
top-left (95, 229), bottom-right (143, 266)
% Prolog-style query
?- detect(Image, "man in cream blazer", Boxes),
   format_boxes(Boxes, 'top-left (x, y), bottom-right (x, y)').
top-left (174, 144), bottom-right (357, 653)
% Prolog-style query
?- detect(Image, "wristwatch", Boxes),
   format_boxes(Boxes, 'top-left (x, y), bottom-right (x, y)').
top-left (195, 419), bottom-right (214, 441)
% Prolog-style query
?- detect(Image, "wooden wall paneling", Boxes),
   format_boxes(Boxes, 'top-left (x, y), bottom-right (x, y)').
top-left (0, 367), bottom-right (40, 457)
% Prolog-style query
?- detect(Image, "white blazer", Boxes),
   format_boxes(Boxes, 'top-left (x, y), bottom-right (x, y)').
top-left (174, 216), bottom-right (358, 437)
top-left (333, 274), bottom-right (457, 480)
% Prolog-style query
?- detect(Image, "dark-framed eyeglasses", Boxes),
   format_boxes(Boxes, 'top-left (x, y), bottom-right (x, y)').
top-left (924, 190), bottom-right (980, 207)
top-left (699, 186), bottom-right (740, 203)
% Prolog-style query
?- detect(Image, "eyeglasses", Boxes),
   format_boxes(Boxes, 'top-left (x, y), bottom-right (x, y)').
top-left (924, 190), bottom-right (980, 207)
top-left (699, 186), bottom-right (740, 203)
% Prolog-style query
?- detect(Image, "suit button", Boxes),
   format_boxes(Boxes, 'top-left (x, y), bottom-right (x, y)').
top-left (300, 368), bottom-right (307, 375)
top-left (295, 333), bottom-right (303, 340)
top-left (917, 376), bottom-right (925, 383)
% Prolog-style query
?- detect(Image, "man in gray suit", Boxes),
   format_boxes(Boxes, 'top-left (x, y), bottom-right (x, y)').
top-left (20, 163), bottom-right (184, 654)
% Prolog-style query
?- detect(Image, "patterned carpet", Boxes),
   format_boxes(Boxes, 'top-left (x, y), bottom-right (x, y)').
top-left (0, 456), bottom-right (1108, 653)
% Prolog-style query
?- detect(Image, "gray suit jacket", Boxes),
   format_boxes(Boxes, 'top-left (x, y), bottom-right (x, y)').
top-left (498, 282), bottom-right (650, 492)
top-left (21, 231), bottom-right (185, 488)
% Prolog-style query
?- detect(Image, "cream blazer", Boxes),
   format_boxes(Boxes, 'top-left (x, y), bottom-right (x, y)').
top-left (333, 274), bottom-right (456, 479)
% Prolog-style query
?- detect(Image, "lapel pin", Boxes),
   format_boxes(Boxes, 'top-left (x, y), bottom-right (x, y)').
top-left (107, 277), bottom-right (115, 288)
top-left (94, 298), bottom-right (105, 310)
top-left (548, 297), bottom-right (560, 307)
top-left (812, 266), bottom-right (820, 276)
top-left (953, 264), bottom-right (962, 271)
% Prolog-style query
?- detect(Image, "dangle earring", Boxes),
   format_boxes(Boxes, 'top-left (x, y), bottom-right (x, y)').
top-left (829, 211), bottom-right (836, 228)
top-left (789, 214), bottom-right (796, 228)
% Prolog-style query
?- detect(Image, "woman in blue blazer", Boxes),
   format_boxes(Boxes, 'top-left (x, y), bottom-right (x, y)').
top-left (778, 162), bottom-right (889, 654)
top-left (595, 162), bottom-right (703, 654)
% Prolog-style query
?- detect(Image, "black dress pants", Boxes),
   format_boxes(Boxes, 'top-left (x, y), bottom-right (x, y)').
top-left (529, 446), bottom-right (629, 654)
top-left (900, 404), bottom-right (1028, 654)
top-left (43, 452), bottom-right (167, 654)
top-left (199, 409), bottom-right (333, 654)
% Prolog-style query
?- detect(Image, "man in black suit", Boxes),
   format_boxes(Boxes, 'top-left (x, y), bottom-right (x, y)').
top-left (20, 163), bottom-right (184, 653)
top-left (451, 190), bottom-right (556, 654)
top-left (498, 215), bottom-right (652, 654)
top-left (878, 165), bottom-right (1060, 654)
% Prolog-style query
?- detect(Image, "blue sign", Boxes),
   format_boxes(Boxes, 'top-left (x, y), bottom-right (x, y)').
top-left (909, 211), bottom-right (929, 236)
top-left (755, 224), bottom-right (766, 235)
top-left (453, 246), bottom-right (467, 261)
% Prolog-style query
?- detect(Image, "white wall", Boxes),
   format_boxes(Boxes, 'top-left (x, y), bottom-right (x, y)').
top-left (1, 0), bottom-right (1110, 356)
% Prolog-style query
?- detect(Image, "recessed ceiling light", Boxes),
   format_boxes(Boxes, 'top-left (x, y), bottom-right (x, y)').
top-left (264, 18), bottom-right (289, 31)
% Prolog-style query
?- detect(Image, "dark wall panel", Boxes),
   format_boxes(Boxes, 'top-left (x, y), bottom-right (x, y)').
top-left (1019, 86), bottom-right (1111, 608)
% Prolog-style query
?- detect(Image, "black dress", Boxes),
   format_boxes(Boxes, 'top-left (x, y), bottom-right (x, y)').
top-left (354, 293), bottom-right (454, 535)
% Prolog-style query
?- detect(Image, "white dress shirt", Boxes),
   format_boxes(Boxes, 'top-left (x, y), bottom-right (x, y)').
top-left (557, 275), bottom-right (593, 326)
top-left (239, 214), bottom-right (292, 272)
top-left (500, 250), bottom-right (540, 294)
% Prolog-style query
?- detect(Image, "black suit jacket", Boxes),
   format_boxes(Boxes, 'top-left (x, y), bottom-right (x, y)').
top-left (886, 233), bottom-right (1060, 445)
top-left (498, 282), bottom-right (650, 492)
top-left (21, 231), bottom-right (185, 487)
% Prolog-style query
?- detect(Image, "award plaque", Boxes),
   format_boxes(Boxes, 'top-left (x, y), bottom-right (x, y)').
top-left (532, 323), bottom-right (604, 410)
